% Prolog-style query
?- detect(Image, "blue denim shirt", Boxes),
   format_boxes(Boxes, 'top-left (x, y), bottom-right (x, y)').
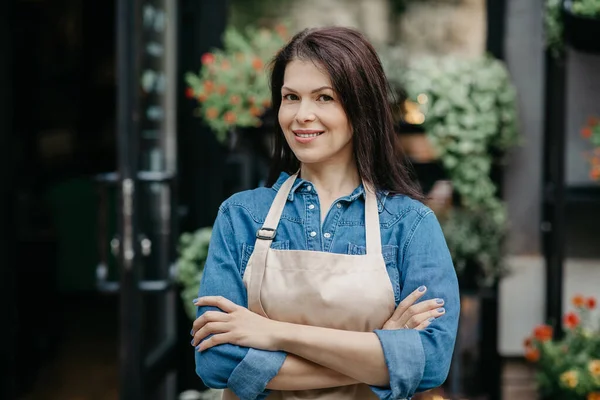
top-left (195, 172), bottom-right (460, 400)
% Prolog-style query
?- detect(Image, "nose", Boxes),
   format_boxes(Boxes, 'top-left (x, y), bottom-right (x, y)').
top-left (295, 100), bottom-right (316, 123)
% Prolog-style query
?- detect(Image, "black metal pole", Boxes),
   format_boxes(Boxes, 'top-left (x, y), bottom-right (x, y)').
top-left (0, 1), bottom-right (15, 398)
top-left (116, 0), bottom-right (142, 397)
top-left (541, 50), bottom-right (566, 336)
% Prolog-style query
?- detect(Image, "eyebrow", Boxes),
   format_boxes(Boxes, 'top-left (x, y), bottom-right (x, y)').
top-left (281, 85), bottom-right (334, 94)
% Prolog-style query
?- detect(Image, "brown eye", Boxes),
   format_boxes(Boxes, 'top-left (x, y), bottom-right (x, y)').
top-left (283, 94), bottom-right (299, 101)
top-left (318, 94), bottom-right (333, 102)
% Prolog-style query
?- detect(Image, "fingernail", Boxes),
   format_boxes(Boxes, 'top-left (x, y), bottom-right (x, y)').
top-left (437, 307), bottom-right (445, 313)
top-left (428, 317), bottom-right (435, 322)
top-left (418, 285), bottom-right (426, 292)
top-left (192, 298), bottom-right (200, 304)
top-left (195, 345), bottom-right (202, 352)
top-left (190, 329), bottom-right (194, 336)
top-left (190, 339), bottom-right (195, 345)
top-left (436, 298), bottom-right (444, 304)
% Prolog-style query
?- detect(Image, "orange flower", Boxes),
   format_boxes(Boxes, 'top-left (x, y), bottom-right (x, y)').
top-left (205, 107), bottom-right (219, 120)
top-left (524, 347), bottom-right (540, 362)
top-left (564, 312), bottom-right (580, 329)
top-left (217, 85), bottom-right (227, 95)
top-left (587, 297), bottom-right (597, 309)
top-left (201, 53), bottom-right (215, 65)
top-left (589, 360), bottom-right (600, 377)
top-left (588, 393), bottom-right (600, 400)
top-left (185, 87), bottom-right (195, 99)
top-left (221, 60), bottom-right (231, 70)
top-left (249, 106), bottom-right (262, 117)
top-left (582, 127), bottom-right (593, 138)
top-left (197, 93), bottom-right (207, 103)
top-left (533, 324), bottom-right (553, 342)
top-left (274, 24), bottom-right (288, 38)
top-left (229, 95), bottom-right (241, 105)
top-left (203, 80), bottom-right (214, 94)
top-left (588, 116), bottom-right (599, 126)
top-left (590, 168), bottom-right (600, 180)
top-left (252, 57), bottom-right (264, 71)
top-left (573, 294), bottom-right (585, 308)
top-left (223, 111), bottom-right (236, 124)
top-left (262, 98), bottom-right (272, 108)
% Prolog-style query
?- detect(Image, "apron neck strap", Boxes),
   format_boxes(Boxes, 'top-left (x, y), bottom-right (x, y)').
top-left (257, 172), bottom-right (382, 255)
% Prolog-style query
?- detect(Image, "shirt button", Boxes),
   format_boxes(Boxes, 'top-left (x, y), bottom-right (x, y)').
top-left (324, 232), bottom-right (331, 238)
top-left (336, 203), bottom-right (342, 208)
top-left (310, 231), bottom-right (317, 237)
top-left (308, 204), bottom-right (315, 210)
top-left (306, 185), bottom-right (312, 191)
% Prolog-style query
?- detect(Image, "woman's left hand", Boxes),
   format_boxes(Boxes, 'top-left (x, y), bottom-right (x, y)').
top-left (191, 296), bottom-right (281, 352)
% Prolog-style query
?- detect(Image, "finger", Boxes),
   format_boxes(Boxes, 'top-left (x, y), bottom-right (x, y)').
top-left (414, 316), bottom-right (436, 331)
top-left (397, 298), bottom-right (445, 327)
top-left (192, 311), bottom-right (229, 333)
top-left (197, 332), bottom-right (233, 352)
top-left (194, 296), bottom-right (238, 313)
top-left (192, 321), bottom-right (229, 346)
top-left (404, 307), bottom-right (446, 329)
top-left (389, 286), bottom-right (427, 322)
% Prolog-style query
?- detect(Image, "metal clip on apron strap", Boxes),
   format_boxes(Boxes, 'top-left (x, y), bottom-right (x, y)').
top-left (248, 174), bottom-right (297, 316)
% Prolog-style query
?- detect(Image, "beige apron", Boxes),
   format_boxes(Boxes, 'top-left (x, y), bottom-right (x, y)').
top-left (223, 173), bottom-right (396, 400)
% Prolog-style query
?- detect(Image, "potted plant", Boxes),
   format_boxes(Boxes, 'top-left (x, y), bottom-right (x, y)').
top-left (581, 116), bottom-right (600, 181)
top-left (381, 50), bottom-right (520, 288)
top-left (563, 0), bottom-right (600, 54)
top-left (174, 227), bottom-right (212, 321)
top-left (184, 23), bottom-right (289, 146)
top-left (524, 295), bottom-right (600, 400)
top-left (545, 0), bottom-right (600, 56)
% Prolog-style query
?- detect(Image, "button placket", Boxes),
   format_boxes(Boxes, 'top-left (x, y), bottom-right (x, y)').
top-left (304, 191), bottom-right (321, 250)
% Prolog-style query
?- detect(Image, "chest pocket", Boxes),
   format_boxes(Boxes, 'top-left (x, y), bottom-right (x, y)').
top-left (240, 241), bottom-right (290, 277)
top-left (347, 243), bottom-right (400, 304)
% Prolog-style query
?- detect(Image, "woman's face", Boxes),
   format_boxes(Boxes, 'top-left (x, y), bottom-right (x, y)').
top-left (278, 59), bottom-right (353, 167)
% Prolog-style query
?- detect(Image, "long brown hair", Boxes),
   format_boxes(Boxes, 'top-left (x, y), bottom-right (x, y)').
top-left (266, 26), bottom-right (423, 200)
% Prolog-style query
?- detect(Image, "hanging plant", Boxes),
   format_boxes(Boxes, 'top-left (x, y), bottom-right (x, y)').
top-left (382, 50), bottom-right (520, 287)
top-left (545, 0), bottom-right (600, 56)
top-left (581, 116), bottom-right (600, 181)
top-left (185, 23), bottom-right (290, 143)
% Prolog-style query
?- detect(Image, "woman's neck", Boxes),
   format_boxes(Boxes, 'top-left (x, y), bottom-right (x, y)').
top-left (299, 160), bottom-right (360, 199)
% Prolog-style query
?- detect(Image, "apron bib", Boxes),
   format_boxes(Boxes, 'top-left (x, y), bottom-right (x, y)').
top-left (223, 174), bottom-right (395, 400)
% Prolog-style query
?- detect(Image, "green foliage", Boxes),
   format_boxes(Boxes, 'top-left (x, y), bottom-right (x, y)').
top-left (572, 0), bottom-right (600, 17)
top-left (185, 23), bottom-right (289, 143)
top-left (382, 50), bottom-right (520, 286)
top-left (545, 0), bottom-right (600, 57)
top-left (174, 227), bottom-right (212, 321)
top-left (525, 297), bottom-right (600, 399)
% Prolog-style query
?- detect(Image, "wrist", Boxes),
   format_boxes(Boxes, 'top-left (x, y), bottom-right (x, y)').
top-left (272, 320), bottom-right (296, 351)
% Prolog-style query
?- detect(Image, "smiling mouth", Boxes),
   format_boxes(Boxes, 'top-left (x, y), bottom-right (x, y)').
top-left (293, 131), bottom-right (324, 138)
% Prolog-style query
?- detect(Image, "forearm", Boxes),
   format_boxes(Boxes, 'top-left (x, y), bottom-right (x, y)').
top-left (266, 354), bottom-right (359, 390)
top-left (276, 323), bottom-right (389, 387)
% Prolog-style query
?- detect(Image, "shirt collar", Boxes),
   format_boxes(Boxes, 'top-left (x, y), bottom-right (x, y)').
top-left (271, 171), bottom-right (389, 212)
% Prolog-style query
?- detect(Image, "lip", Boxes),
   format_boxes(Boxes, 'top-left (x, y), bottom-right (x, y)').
top-left (292, 129), bottom-right (324, 144)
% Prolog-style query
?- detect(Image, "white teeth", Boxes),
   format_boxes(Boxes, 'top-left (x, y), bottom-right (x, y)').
top-left (296, 132), bottom-right (322, 138)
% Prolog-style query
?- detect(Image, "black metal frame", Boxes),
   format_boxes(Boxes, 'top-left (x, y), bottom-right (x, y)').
top-left (541, 52), bottom-right (567, 336)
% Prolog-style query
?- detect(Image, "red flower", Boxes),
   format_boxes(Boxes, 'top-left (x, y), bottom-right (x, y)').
top-left (525, 347), bottom-right (540, 362)
top-left (587, 297), bottom-right (597, 310)
top-left (533, 324), bottom-right (553, 342)
top-left (223, 111), bottom-right (236, 124)
top-left (523, 337), bottom-right (532, 348)
top-left (185, 87), bottom-right (194, 99)
top-left (564, 312), bottom-right (580, 329)
top-left (582, 127), bottom-right (593, 138)
top-left (252, 57), bottom-right (264, 71)
top-left (201, 53), bottom-right (215, 65)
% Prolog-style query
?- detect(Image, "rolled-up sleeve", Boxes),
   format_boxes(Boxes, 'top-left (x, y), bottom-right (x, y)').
top-left (195, 203), bottom-right (287, 399)
top-left (370, 210), bottom-right (460, 399)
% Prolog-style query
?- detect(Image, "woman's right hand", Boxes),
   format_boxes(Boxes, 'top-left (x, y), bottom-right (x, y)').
top-left (382, 286), bottom-right (445, 331)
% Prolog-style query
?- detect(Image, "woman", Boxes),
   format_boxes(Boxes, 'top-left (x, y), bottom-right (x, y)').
top-left (191, 26), bottom-right (460, 400)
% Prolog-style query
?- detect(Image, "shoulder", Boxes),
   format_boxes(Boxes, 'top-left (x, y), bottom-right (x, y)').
top-left (218, 187), bottom-right (276, 223)
top-left (378, 193), bottom-right (435, 228)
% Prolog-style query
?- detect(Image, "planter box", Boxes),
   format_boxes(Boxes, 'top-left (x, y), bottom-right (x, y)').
top-left (563, 1), bottom-right (600, 54)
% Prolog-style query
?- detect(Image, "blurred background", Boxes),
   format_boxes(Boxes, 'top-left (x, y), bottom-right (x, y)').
top-left (1, 0), bottom-right (600, 399)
